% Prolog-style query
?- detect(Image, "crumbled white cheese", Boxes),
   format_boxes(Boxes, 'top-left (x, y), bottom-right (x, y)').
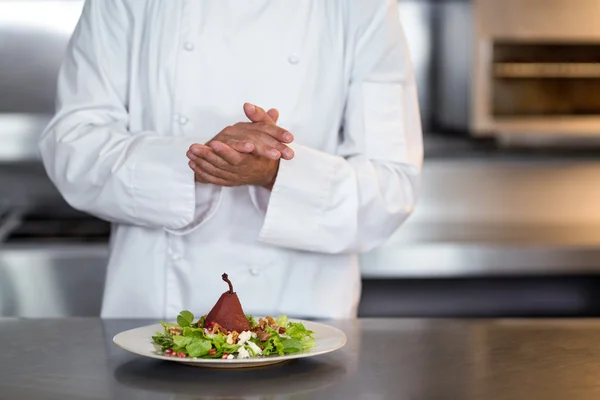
top-left (251, 332), bottom-right (257, 339)
top-left (226, 354), bottom-right (234, 360)
top-left (204, 329), bottom-right (216, 339)
top-left (226, 333), bottom-right (234, 345)
top-left (237, 331), bottom-right (253, 346)
top-left (247, 341), bottom-right (262, 356)
top-left (236, 345), bottom-right (251, 359)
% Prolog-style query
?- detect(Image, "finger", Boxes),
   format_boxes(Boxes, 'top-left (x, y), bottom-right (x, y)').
top-left (189, 161), bottom-right (233, 187)
top-left (236, 127), bottom-right (294, 160)
top-left (267, 108), bottom-right (279, 124)
top-left (193, 157), bottom-right (238, 181)
top-left (188, 145), bottom-right (230, 170)
top-left (207, 127), bottom-right (255, 155)
top-left (246, 138), bottom-right (281, 160)
top-left (208, 140), bottom-right (247, 165)
top-left (213, 126), bottom-right (291, 160)
top-left (238, 121), bottom-right (294, 144)
top-left (244, 103), bottom-right (276, 125)
top-left (195, 173), bottom-right (210, 184)
top-left (256, 137), bottom-right (293, 160)
top-left (214, 126), bottom-right (284, 160)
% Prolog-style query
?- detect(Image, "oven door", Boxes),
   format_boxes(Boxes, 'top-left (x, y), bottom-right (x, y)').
top-left (0, 208), bottom-right (110, 317)
top-left (485, 41), bottom-right (600, 136)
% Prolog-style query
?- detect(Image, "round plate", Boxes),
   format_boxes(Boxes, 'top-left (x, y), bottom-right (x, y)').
top-left (113, 319), bottom-right (347, 369)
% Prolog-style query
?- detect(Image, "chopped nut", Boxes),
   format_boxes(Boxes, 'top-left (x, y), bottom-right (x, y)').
top-left (209, 322), bottom-right (228, 335)
top-left (255, 329), bottom-right (272, 342)
top-left (256, 318), bottom-right (267, 330)
top-left (266, 316), bottom-right (277, 327)
top-left (167, 326), bottom-right (183, 336)
top-left (278, 327), bottom-right (286, 335)
top-left (226, 333), bottom-right (234, 345)
top-left (231, 331), bottom-right (240, 344)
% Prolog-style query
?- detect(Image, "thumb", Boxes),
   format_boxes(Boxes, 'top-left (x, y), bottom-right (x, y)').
top-left (244, 102), bottom-right (275, 125)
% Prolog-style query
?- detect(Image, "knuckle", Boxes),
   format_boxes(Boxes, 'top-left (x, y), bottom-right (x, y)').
top-left (255, 131), bottom-right (271, 142)
top-left (222, 126), bottom-right (235, 135)
top-left (239, 134), bottom-right (252, 144)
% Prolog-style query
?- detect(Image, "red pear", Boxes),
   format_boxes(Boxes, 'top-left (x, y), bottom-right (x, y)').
top-left (205, 273), bottom-right (251, 333)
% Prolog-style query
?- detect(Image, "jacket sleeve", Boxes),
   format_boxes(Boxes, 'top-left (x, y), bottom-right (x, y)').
top-left (38, 0), bottom-right (221, 231)
top-left (256, 0), bottom-right (423, 254)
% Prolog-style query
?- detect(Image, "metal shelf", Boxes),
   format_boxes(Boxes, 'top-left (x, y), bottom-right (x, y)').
top-left (494, 62), bottom-right (600, 78)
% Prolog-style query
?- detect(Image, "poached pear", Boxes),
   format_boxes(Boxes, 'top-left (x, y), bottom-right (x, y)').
top-left (204, 273), bottom-right (251, 333)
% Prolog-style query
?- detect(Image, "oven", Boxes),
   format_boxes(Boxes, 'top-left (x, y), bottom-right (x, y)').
top-left (436, 0), bottom-right (600, 142)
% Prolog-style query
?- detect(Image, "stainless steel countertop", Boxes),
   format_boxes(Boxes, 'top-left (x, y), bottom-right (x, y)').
top-left (3, 318), bottom-right (600, 399)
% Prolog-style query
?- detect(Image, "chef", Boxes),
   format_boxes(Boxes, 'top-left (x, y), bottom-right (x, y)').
top-left (39, 0), bottom-right (423, 319)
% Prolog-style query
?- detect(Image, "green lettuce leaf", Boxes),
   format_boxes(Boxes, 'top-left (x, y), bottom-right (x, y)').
top-left (173, 336), bottom-right (193, 347)
top-left (246, 315), bottom-right (257, 327)
top-left (276, 315), bottom-right (289, 327)
top-left (182, 326), bottom-right (206, 339)
top-left (281, 338), bottom-right (303, 353)
top-left (177, 310), bottom-right (194, 327)
top-left (186, 339), bottom-right (212, 358)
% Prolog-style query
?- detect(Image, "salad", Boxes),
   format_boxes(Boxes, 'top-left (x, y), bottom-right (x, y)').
top-left (152, 311), bottom-right (316, 359)
top-left (151, 273), bottom-right (315, 360)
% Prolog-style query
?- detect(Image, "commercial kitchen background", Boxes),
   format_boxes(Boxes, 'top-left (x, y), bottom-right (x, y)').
top-left (1, 0), bottom-right (599, 318)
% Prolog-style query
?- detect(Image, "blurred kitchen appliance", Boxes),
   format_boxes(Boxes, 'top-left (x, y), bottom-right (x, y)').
top-left (436, 0), bottom-right (600, 142)
top-left (0, 0), bottom-right (84, 161)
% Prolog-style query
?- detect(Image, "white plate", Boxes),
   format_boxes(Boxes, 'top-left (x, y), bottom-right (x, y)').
top-left (113, 319), bottom-right (347, 369)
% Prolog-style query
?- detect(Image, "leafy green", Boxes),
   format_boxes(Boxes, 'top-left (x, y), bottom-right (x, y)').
top-left (152, 333), bottom-right (173, 350)
top-left (180, 310), bottom-right (194, 323)
top-left (187, 339), bottom-right (212, 357)
top-left (286, 321), bottom-right (316, 351)
top-left (176, 315), bottom-right (189, 327)
top-left (223, 344), bottom-right (241, 354)
top-left (273, 336), bottom-right (285, 355)
top-left (257, 329), bottom-right (286, 356)
top-left (177, 310), bottom-right (194, 327)
top-left (211, 332), bottom-right (226, 350)
top-left (276, 315), bottom-right (289, 327)
top-left (173, 336), bottom-right (193, 347)
top-left (281, 338), bottom-right (303, 353)
top-left (182, 326), bottom-right (206, 338)
top-left (246, 315), bottom-right (257, 327)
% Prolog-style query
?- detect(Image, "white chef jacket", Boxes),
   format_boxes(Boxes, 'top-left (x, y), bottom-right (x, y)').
top-left (39, 0), bottom-right (423, 319)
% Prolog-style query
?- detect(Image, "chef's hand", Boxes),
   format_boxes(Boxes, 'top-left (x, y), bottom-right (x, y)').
top-left (188, 141), bottom-right (279, 189)
top-left (187, 104), bottom-right (286, 189)
top-left (202, 103), bottom-right (295, 161)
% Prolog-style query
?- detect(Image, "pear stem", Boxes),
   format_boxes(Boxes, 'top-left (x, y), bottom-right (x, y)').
top-left (222, 273), bottom-right (234, 294)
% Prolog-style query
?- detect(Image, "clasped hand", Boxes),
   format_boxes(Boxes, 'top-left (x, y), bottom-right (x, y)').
top-left (186, 103), bottom-right (293, 190)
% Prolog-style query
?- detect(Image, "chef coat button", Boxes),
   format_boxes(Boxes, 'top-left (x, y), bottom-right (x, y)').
top-left (288, 54), bottom-right (300, 65)
top-left (184, 42), bottom-right (195, 51)
top-left (250, 268), bottom-right (260, 276)
top-left (179, 116), bottom-right (189, 125)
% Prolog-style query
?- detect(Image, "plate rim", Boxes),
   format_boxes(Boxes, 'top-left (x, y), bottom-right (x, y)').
top-left (112, 318), bottom-right (347, 365)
